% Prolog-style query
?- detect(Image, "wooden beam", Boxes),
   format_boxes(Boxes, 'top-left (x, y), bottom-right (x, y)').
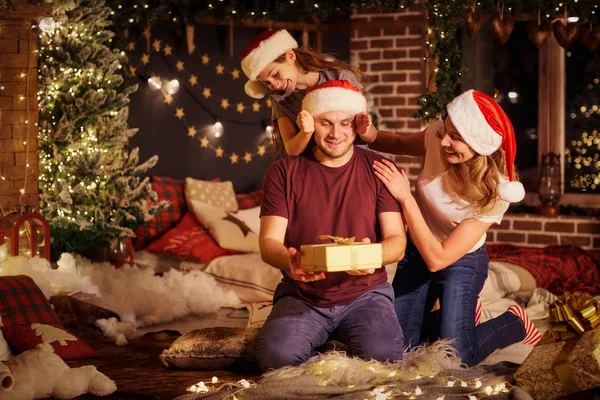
top-left (0, 0), bottom-right (52, 19)
top-left (194, 15), bottom-right (429, 32)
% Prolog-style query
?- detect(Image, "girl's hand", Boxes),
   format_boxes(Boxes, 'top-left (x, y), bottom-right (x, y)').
top-left (373, 159), bottom-right (413, 204)
top-left (289, 247), bottom-right (326, 282)
top-left (355, 112), bottom-right (371, 135)
top-left (296, 110), bottom-right (315, 135)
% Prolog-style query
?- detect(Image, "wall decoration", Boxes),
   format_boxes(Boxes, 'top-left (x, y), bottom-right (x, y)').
top-left (126, 26), bottom-right (273, 165)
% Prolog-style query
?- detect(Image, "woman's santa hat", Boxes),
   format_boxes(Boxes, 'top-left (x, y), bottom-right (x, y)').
top-left (302, 80), bottom-right (366, 117)
top-left (446, 89), bottom-right (525, 203)
top-left (241, 29), bottom-right (298, 99)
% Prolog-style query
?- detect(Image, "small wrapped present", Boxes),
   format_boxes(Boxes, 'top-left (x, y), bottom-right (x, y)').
top-left (300, 235), bottom-right (382, 272)
top-left (515, 292), bottom-right (600, 399)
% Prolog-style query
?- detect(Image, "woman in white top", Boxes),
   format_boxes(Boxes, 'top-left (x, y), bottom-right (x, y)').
top-left (362, 89), bottom-right (542, 366)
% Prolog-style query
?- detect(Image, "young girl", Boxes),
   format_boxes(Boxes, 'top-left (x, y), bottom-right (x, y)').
top-left (241, 29), bottom-right (366, 157)
top-left (365, 89), bottom-right (542, 366)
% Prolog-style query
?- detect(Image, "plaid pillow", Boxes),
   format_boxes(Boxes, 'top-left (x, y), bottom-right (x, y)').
top-left (0, 275), bottom-right (97, 359)
top-left (0, 275), bottom-right (60, 327)
top-left (237, 189), bottom-right (263, 210)
top-left (134, 176), bottom-right (187, 250)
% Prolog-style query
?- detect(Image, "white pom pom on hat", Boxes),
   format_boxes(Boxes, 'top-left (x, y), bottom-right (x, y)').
top-left (446, 89), bottom-right (525, 203)
top-left (241, 29), bottom-right (298, 99)
top-left (244, 80), bottom-right (268, 99)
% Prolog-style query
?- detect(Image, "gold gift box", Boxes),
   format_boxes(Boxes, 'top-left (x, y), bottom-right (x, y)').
top-left (515, 329), bottom-right (600, 399)
top-left (300, 242), bottom-right (382, 272)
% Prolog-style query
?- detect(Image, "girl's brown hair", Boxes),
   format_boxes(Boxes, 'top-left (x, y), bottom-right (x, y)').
top-left (275, 48), bottom-right (365, 82)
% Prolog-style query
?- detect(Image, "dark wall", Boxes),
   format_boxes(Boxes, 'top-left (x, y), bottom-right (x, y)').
top-left (128, 23), bottom-right (350, 193)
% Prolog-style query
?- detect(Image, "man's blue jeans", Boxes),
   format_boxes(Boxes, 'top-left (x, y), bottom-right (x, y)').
top-left (256, 281), bottom-right (405, 372)
top-left (393, 241), bottom-right (526, 366)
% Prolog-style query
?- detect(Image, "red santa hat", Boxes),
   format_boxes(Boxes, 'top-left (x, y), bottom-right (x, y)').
top-left (302, 80), bottom-right (366, 117)
top-left (446, 89), bottom-right (525, 203)
top-left (241, 29), bottom-right (298, 99)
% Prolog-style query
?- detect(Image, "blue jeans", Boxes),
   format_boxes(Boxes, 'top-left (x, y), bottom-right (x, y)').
top-left (256, 282), bottom-right (405, 371)
top-left (393, 241), bottom-right (525, 366)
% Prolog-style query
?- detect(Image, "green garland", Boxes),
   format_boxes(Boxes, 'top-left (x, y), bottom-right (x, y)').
top-left (4, 0), bottom-right (600, 119)
top-left (0, 0), bottom-right (43, 9)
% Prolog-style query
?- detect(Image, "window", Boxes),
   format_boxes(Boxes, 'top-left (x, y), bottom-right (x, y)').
top-left (564, 41), bottom-right (600, 194)
top-left (461, 22), bottom-right (599, 207)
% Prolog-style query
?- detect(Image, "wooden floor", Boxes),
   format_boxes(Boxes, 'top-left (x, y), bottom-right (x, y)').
top-left (67, 327), bottom-right (261, 400)
top-left (52, 304), bottom-right (258, 400)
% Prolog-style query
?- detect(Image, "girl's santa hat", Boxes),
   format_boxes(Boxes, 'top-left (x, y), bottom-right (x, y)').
top-left (446, 89), bottom-right (525, 203)
top-left (302, 80), bottom-right (366, 117)
top-left (241, 30), bottom-right (298, 99)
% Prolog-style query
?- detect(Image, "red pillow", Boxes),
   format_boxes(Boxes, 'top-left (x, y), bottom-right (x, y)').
top-left (145, 212), bottom-right (239, 264)
top-left (236, 189), bottom-right (262, 210)
top-left (0, 275), bottom-right (97, 359)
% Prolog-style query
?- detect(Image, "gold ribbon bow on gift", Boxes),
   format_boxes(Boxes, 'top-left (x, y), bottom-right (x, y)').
top-left (318, 234), bottom-right (356, 245)
top-left (548, 291), bottom-right (600, 341)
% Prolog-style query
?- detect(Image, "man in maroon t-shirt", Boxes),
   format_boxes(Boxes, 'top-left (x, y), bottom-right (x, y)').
top-left (256, 80), bottom-right (407, 372)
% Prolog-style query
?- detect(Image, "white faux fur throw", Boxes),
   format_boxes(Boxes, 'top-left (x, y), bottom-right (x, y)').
top-left (176, 340), bottom-right (527, 400)
top-left (261, 339), bottom-right (461, 385)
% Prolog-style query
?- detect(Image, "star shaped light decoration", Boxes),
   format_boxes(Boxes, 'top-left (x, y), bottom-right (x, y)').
top-left (221, 98), bottom-right (230, 110)
top-left (231, 69), bottom-right (241, 79)
top-left (252, 101), bottom-right (261, 112)
top-left (129, 65), bottom-right (136, 77)
top-left (230, 153), bottom-right (239, 164)
top-left (201, 54), bottom-right (210, 65)
top-left (152, 39), bottom-right (161, 52)
top-left (236, 102), bottom-right (245, 114)
top-left (202, 87), bottom-right (212, 99)
top-left (188, 74), bottom-right (198, 86)
top-left (164, 44), bottom-right (173, 56)
top-left (164, 94), bottom-right (173, 105)
top-left (143, 27), bottom-right (151, 39)
top-left (216, 64), bottom-right (225, 74)
top-left (175, 108), bottom-right (185, 119)
top-left (176, 60), bottom-right (185, 72)
top-left (127, 41), bottom-right (136, 51)
top-left (215, 147), bottom-right (224, 157)
top-left (200, 136), bottom-right (210, 148)
top-left (141, 53), bottom-right (150, 65)
top-left (223, 214), bottom-right (252, 236)
top-left (257, 145), bottom-right (266, 156)
top-left (266, 98), bottom-right (272, 107)
top-left (243, 152), bottom-right (252, 163)
top-left (188, 126), bottom-right (197, 137)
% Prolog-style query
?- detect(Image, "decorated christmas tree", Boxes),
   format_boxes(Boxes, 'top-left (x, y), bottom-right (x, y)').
top-left (38, 0), bottom-right (163, 254)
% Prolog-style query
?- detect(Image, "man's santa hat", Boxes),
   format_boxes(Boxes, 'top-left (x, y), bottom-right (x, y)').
top-left (302, 80), bottom-right (366, 117)
top-left (241, 29), bottom-right (298, 99)
top-left (446, 89), bottom-right (525, 203)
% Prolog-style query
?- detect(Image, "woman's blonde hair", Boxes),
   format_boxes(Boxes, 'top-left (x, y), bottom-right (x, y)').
top-left (442, 147), bottom-right (516, 213)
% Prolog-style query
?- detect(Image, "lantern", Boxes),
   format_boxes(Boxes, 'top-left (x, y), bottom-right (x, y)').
top-left (537, 152), bottom-right (562, 216)
top-left (0, 208), bottom-right (51, 261)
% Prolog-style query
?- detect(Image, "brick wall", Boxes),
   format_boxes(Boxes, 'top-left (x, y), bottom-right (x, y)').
top-left (350, 5), bottom-right (427, 184)
top-left (0, 1), bottom-right (49, 210)
top-left (349, 7), bottom-right (600, 252)
top-left (488, 214), bottom-right (600, 251)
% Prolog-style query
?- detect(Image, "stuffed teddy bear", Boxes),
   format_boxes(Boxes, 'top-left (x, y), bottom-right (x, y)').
top-left (0, 343), bottom-right (116, 400)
